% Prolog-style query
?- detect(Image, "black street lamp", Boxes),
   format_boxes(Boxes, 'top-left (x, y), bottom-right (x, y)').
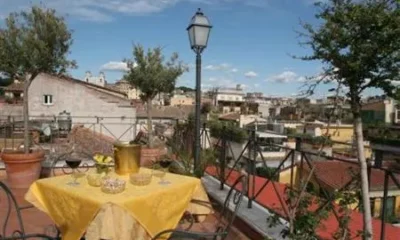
top-left (187, 8), bottom-right (212, 176)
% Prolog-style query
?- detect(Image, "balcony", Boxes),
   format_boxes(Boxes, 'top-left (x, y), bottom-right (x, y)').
top-left (1, 117), bottom-right (400, 239)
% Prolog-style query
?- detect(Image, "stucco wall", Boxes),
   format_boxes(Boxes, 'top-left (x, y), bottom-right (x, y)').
top-left (28, 74), bottom-right (136, 141)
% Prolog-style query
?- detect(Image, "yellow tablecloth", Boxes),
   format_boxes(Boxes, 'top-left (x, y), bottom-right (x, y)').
top-left (25, 168), bottom-right (211, 240)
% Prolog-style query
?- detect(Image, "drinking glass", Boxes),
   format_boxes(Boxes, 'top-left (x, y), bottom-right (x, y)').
top-left (158, 160), bottom-right (172, 185)
top-left (66, 159), bottom-right (82, 186)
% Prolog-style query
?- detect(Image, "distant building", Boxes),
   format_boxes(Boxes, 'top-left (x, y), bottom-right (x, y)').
top-left (28, 73), bottom-right (136, 141)
top-left (84, 71), bottom-right (106, 87)
top-left (213, 84), bottom-right (245, 113)
top-left (170, 94), bottom-right (194, 106)
top-left (296, 121), bottom-right (354, 143)
top-left (106, 79), bottom-right (141, 100)
top-left (361, 97), bottom-right (399, 125)
top-left (3, 80), bottom-right (23, 104)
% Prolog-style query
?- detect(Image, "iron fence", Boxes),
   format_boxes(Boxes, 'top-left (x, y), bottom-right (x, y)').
top-left (0, 115), bottom-right (137, 150)
top-left (194, 124), bottom-right (400, 240)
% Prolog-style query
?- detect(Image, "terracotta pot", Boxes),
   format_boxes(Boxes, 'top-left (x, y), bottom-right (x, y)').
top-left (140, 147), bottom-right (166, 167)
top-left (1, 150), bottom-right (45, 189)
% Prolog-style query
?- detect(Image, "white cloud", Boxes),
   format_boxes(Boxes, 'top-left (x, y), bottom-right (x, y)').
top-left (101, 61), bottom-right (133, 71)
top-left (205, 63), bottom-right (231, 71)
top-left (266, 71), bottom-right (305, 83)
top-left (245, 71), bottom-right (258, 78)
top-left (205, 76), bottom-right (244, 88)
top-left (0, 0), bottom-right (268, 22)
top-left (204, 63), bottom-right (239, 74)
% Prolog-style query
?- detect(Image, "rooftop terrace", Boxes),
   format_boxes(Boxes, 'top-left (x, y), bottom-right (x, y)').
top-left (1, 116), bottom-right (400, 239)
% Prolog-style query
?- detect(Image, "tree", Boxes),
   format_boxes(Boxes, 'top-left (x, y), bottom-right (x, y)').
top-left (299, 0), bottom-right (400, 237)
top-left (125, 44), bottom-right (187, 148)
top-left (176, 86), bottom-right (194, 92)
top-left (0, 6), bottom-right (76, 153)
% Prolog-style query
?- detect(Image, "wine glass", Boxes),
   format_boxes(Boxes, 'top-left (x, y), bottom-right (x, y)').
top-left (158, 159), bottom-right (172, 185)
top-left (66, 158), bottom-right (82, 186)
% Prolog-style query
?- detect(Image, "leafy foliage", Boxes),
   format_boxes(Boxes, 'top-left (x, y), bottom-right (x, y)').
top-left (284, 128), bottom-right (297, 135)
top-left (124, 45), bottom-right (187, 102)
top-left (208, 120), bottom-right (248, 143)
top-left (176, 86), bottom-right (194, 92)
top-left (124, 44), bottom-right (187, 148)
top-left (288, 133), bottom-right (334, 146)
top-left (298, 2), bottom-right (400, 235)
top-left (256, 166), bottom-right (278, 181)
top-left (165, 121), bottom-right (217, 177)
top-left (364, 124), bottom-right (400, 146)
top-left (267, 168), bottom-right (361, 240)
top-left (201, 102), bottom-right (212, 114)
top-left (0, 6), bottom-right (75, 153)
top-left (300, 0), bottom-right (400, 102)
top-left (0, 6), bottom-right (76, 80)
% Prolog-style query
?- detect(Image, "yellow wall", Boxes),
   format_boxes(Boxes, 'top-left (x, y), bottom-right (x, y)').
top-left (321, 126), bottom-right (373, 159)
top-left (371, 195), bottom-right (400, 218)
top-left (321, 126), bottom-right (354, 142)
top-left (170, 96), bottom-right (194, 106)
top-left (279, 166), bottom-right (297, 186)
top-left (279, 166), bottom-right (323, 194)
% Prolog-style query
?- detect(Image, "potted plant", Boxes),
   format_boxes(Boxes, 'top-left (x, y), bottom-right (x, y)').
top-left (124, 44), bottom-right (186, 166)
top-left (0, 6), bottom-right (75, 188)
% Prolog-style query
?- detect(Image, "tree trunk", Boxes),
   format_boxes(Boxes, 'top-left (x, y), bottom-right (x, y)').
top-left (23, 74), bottom-right (30, 154)
top-left (146, 98), bottom-right (153, 148)
top-left (353, 106), bottom-right (373, 239)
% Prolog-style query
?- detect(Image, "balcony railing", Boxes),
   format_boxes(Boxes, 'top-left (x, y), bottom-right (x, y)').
top-left (0, 115), bottom-right (137, 151)
top-left (195, 124), bottom-right (400, 240)
top-left (1, 117), bottom-right (400, 239)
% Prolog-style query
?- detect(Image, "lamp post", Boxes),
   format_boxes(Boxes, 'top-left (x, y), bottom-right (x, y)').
top-left (187, 8), bottom-right (212, 176)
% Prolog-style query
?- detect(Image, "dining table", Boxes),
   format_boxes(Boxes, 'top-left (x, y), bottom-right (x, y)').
top-left (25, 168), bottom-right (212, 240)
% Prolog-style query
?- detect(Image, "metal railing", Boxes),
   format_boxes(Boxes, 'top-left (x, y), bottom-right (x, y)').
top-left (0, 115), bottom-right (137, 150)
top-left (194, 124), bottom-right (400, 240)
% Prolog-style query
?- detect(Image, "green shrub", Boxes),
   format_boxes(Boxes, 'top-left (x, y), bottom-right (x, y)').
top-left (208, 120), bottom-right (248, 143)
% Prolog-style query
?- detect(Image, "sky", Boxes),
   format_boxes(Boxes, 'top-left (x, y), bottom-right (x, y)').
top-left (0, 0), bottom-right (376, 98)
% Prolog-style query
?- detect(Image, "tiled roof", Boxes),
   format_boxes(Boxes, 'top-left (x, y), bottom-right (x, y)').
top-left (136, 105), bottom-right (194, 120)
top-left (53, 74), bottom-right (128, 98)
top-left (4, 81), bottom-right (23, 92)
top-left (218, 112), bottom-right (240, 121)
top-left (302, 160), bottom-right (400, 191)
top-left (68, 125), bottom-right (114, 156)
top-left (206, 166), bottom-right (400, 240)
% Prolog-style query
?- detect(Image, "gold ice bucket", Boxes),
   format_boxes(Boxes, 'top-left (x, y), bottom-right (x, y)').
top-left (113, 142), bottom-right (141, 175)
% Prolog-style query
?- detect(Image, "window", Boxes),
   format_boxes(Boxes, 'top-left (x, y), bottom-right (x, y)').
top-left (43, 95), bottom-right (53, 105)
top-left (397, 110), bottom-right (400, 120)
